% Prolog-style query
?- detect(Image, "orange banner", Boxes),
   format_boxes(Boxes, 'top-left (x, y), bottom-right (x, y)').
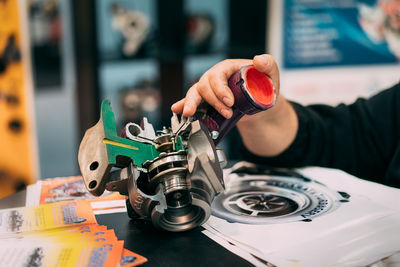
top-left (0, 0), bottom-right (38, 198)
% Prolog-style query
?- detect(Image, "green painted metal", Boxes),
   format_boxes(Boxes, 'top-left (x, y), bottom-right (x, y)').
top-left (175, 136), bottom-right (184, 151)
top-left (101, 100), bottom-right (160, 167)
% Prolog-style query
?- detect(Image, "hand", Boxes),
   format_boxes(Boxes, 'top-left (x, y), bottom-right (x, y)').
top-left (172, 54), bottom-right (296, 157)
top-left (171, 54), bottom-right (280, 119)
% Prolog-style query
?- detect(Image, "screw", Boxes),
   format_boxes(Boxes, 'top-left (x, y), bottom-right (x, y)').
top-left (211, 131), bottom-right (219, 140)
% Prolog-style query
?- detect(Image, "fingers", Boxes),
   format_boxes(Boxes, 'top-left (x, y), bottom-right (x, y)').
top-left (202, 59), bottom-right (251, 107)
top-left (253, 54), bottom-right (280, 95)
top-left (171, 88), bottom-right (201, 116)
top-left (180, 78), bottom-right (233, 118)
top-left (198, 76), bottom-right (233, 118)
top-left (182, 84), bottom-right (203, 116)
top-left (207, 70), bottom-right (234, 108)
top-left (171, 99), bottom-right (185, 113)
top-left (177, 59), bottom-right (251, 119)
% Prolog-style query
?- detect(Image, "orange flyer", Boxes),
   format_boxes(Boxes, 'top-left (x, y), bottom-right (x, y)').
top-left (39, 176), bottom-right (125, 204)
top-left (121, 248), bottom-right (148, 266)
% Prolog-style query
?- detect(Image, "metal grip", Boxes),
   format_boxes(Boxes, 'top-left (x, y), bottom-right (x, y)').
top-left (197, 65), bottom-right (276, 145)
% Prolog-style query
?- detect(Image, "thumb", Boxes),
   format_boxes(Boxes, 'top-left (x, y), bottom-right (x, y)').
top-left (252, 54), bottom-right (280, 95)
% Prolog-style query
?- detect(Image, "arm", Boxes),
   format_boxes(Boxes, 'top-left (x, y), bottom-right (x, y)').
top-left (171, 54), bottom-right (298, 156)
top-left (251, 83), bottom-right (400, 184)
top-left (236, 94), bottom-right (298, 156)
top-left (172, 54), bottom-right (400, 183)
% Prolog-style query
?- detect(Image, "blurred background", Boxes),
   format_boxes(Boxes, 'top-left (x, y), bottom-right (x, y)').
top-left (0, 0), bottom-right (399, 198)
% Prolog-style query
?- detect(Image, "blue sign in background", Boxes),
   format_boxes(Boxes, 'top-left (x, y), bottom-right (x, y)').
top-left (283, 0), bottom-right (398, 69)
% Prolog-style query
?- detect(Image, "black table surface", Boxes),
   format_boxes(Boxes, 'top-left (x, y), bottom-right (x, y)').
top-left (97, 213), bottom-right (253, 267)
top-left (0, 190), bottom-right (253, 267)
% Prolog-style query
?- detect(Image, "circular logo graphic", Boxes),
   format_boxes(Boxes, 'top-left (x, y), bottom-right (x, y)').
top-left (212, 174), bottom-right (348, 224)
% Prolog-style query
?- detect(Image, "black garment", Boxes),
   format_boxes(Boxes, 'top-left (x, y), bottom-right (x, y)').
top-left (243, 82), bottom-right (400, 188)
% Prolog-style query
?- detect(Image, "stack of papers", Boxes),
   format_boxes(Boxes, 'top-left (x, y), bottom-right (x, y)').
top-left (26, 176), bottom-right (127, 215)
top-left (202, 165), bottom-right (400, 266)
top-left (0, 200), bottom-right (147, 266)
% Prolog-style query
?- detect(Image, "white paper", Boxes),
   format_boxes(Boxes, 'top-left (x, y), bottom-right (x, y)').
top-left (204, 166), bottom-right (400, 267)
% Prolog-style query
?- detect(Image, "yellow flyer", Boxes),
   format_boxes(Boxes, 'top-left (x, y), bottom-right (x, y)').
top-left (30, 224), bottom-right (108, 238)
top-left (0, 200), bottom-right (96, 234)
top-left (0, 238), bottom-right (85, 267)
top-left (0, 238), bottom-right (124, 267)
top-left (45, 227), bottom-right (148, 266)
top-left (42, 227), bottom-right (148, 266)
top-left (29, 227), bottom-right (117, 245)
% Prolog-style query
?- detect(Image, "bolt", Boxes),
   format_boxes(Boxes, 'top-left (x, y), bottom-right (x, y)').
top-left (211, 131), bottom-right (219, 140)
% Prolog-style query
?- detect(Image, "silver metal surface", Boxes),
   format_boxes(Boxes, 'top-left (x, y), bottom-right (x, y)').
top-left (147, 153), bottom-right (187, 173)
top-left (123, 116), bottom-right (225, 232)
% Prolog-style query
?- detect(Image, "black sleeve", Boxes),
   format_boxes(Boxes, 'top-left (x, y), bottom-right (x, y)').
top-left (243, 82), bottom-right (400, 183)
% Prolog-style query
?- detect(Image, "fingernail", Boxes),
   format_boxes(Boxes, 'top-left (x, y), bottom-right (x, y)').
top-left (223, 97), bottom-right (233, 107)
top-left (220, 108), bottom-right (232, 119)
